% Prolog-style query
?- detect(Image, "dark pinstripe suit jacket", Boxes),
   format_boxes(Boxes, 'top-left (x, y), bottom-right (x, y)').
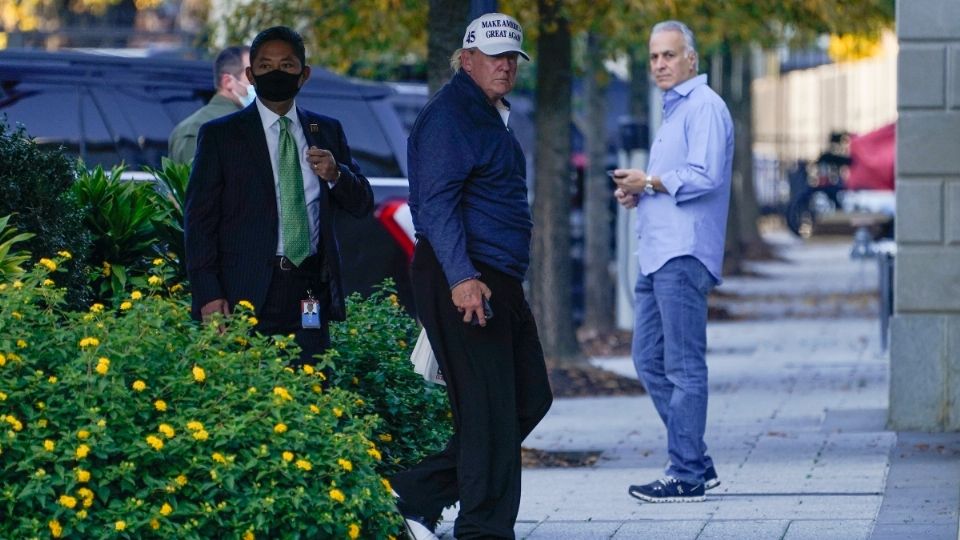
top-left (183, 102), bottom-right (373, 322)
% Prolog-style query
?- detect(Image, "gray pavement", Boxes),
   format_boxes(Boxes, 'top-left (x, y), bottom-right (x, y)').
top-left (435, 232), bottom-right (960, 539)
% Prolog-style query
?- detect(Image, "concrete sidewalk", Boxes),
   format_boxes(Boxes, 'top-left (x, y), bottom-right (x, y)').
top-left (436, 233), bottom-right (960, 539)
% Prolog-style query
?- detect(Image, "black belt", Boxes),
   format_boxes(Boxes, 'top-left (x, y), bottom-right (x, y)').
top-left (274, 253), bottom-right (320, 271)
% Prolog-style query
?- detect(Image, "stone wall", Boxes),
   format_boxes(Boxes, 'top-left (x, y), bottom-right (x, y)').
top-left (890, 0), bottom-right (960, 431)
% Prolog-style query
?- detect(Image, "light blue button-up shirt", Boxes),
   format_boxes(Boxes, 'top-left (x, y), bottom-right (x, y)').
top-left (636, 73), bottom-right (734, 282)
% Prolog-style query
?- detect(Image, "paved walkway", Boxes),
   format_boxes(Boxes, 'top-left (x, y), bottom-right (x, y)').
top-left (435, 232), bottom-right (960, 539)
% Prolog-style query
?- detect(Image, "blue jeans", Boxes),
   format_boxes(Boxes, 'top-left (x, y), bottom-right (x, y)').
top-left (632, 256), bottom-right (716, 485)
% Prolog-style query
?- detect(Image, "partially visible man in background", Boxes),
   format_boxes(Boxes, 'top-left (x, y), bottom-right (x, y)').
top-left (612, 19), bottom-right (734, 504)
top-left (168, 45), bottom-right (252, 164)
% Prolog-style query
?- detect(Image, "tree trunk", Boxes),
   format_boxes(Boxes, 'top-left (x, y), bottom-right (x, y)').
top-left (582, 31), bottom-right (614, 335)
top-left (427, 0), bottom-right (470, 95)
top-left (531, 0), bottom-right (581, 365)
top-left (716, 45), bottom-right (766, 275)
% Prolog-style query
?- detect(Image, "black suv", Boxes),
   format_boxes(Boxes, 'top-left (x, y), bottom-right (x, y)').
top-left (0, 50), bottom-right (415, 308)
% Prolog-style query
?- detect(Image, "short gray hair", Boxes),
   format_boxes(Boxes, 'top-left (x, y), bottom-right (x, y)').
top-left (651, 20), bottom-right (698, 69)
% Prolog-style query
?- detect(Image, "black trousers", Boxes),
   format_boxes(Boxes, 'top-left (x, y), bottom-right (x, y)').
top-left (255, 254), bottom-right (330, 366)
top-left (391, 240), bottom-right (553, 539)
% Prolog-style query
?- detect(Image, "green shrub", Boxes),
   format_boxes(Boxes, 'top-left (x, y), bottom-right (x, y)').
top-left (0, 214), bottom-right (34, 278)
top-left (322, 285), bottom-right (452, 475)
top-left (0, 258), bottom-right (407, 539)
top-left (145, 158), bottom-right (190, 286)
top-left (0, 121), bottom-right (91, 306)
top-left (72, 165), bottom-right (169, 303)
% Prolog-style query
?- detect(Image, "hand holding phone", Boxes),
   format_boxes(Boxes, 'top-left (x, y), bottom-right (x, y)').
top-left (470, 297), bottom-right (494, 326)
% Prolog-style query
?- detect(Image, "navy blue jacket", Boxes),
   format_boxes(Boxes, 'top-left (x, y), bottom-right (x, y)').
top-left (408, 70), bottom-right (532, 286)
top-left (184, 103), bottom-right (373, 322)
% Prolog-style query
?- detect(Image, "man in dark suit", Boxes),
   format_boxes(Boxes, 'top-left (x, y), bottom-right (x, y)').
top-left (184, 26), bottom-right (373, 365)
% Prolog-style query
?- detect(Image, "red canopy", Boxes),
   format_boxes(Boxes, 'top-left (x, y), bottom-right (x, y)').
top-left (847, 122), bottom-right (895, 191)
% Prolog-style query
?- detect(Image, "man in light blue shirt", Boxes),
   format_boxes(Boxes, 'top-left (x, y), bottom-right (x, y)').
top-left (612, 20), bottom-right (733, 503)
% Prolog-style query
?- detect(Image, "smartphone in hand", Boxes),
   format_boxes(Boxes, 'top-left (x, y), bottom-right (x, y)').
top-left (470, 297), bottom-right (494, 326)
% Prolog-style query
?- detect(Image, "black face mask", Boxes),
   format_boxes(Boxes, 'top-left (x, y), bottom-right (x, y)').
top-left (253, 69), bottom-right (303, 102)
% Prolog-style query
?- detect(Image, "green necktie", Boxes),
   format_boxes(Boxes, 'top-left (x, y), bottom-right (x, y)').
top-left (278, 116), bottom-right (310, 266)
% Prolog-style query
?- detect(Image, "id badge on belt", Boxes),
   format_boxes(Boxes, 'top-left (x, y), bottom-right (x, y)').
top-left (301, 289), bottom-right (322, 329)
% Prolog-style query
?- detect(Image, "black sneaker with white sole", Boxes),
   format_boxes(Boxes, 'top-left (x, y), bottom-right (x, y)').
top-left (628, 476), bottom-right (706, 503)
top-left (704, 465), bottom-right (720, 490)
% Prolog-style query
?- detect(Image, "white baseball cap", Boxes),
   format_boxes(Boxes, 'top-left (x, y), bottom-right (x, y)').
top-left (462, 12), bottom-right (530, 61)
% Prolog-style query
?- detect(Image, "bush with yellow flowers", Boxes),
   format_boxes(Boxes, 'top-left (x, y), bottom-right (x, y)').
top-left (322, 285), bottom-right (452, 475)
top-left (0, 255), bottom-right (407, 539)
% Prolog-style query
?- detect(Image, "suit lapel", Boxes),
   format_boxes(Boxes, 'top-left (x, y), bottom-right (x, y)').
top-left (297, 107), bottom-right (333, 152)
top-left (237, 104), bottom-right (276, 198)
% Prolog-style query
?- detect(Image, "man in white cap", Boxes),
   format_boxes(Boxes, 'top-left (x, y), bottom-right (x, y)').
top-left (389, 11), bottom-right (552, 540)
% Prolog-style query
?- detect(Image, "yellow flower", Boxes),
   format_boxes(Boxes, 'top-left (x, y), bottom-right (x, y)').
top-left (272, 386), bottom-right (292, 401)
top-left (329, 488), bottom-right (345, 502)
top-left (152, 257), bottom-right (164, 266)
top-left (58, 250), bottom-right (72, 259)
top-left (193, 429), bottom-right (209, 441)
top-left (398, 339), bottom-right (407, 349)
top-left (42, 278), bottom-right (54, 286)
top-left (148, 275), bottom-right (163, 286)
top-left (10, 311), bottom-right (21, 319)
top-left (354, 398), bottom-right (365, 406)
top-left (158, 424), bottom-right (175, 438)
top-left (212, 452), bottom-right (227, 464)
top-left (12, 280), bottom-right (22, 289)
top-left (294, 458), bottom-right (312, 471)
top-left (77, 429), bottom-right (90, 440)
top-left (154, 399), bottom-right (168, 412)
top-left (367, 447), bottom-right (382, 461)
top-left (349, 328), bottom-right (358, 336)
top-left (117, 300), bottom-right (132, 311)
top-left (312, 384), bottom-right (322, 393)
top-left (273, 423), bottom-right (287, 434)
top-left (75, 444), bottom-right (90, 459)
top-left (131, 290), bottom-right (143, 300)
top-left (146, 435), bottom-right (164, 450)
top-left (38, 258), bottom-right (57, 271)
top-left (247, 316), bottom-right (258, 326)
top-left (150, 519), bottom-right (161, 530)
top-left (381, 478), bottom-right (392, 493)
top-left (237, 300), bottom-right (254, 310)
top-left (78, 336), bottom-right (100, 348)
top-left (97, 419), bottom-right (106, 428)
top-left (47, 376), bottom-right (57, 384)
top-left (174, 474), bottom-right (188, 487)
top-left (49, 520), bottom-right (62, 538)
top-left (333, 407), bottom-right (343, 418)
top-left (352, 376), bottom-right (359, 385)
top-left (186, 421), bottom-right (204, 431)
top-left (132, 380), bottom-right (147, 392)
top-left (378, 433), bottom-right (393, 443)
top-left (160, 502), bottom-right (173, 516)
top-left (348, 523), bottom-right (361, 539)
top-left (4, 415), bottom-right (22, 431)
top-left (192, 365), bottom-right (206, 382)
top-left (338, 458), bottom-right (353, 472)
top-left (75, 468), bottom-right (91, 483)
top-left (16, 339), bottom-right (26, 348)
top-left (90, 303), bottom-right (104, 313)
top-left (309, 404), bottom-right (320, 414)
top-left (43, 439), bottom-right (55, 451)
top-left (77, 488), bottom-right (94, 507)
top-left (301, 364), bottom-right (315, 375)
top-left (59, 495), bottom-right (77, 509)
top-left (282, 451), bottom-right (294, 462)
top-left (247, 386), bottom-right (257, 394)
top-left (95, 357), bottom-right (110, 375)
top-left (210, 469), bottom-right (218, 481)
top-left (243, 530), bottom-right (255, 540)
top-left (115, 520), bottom-right (126, 531)
top-left (0, 353), bottom-right (5, 367)
top-left (35, 468), bottom-right (46, 477)
top-left (170, 283), bottom-right (184, 293)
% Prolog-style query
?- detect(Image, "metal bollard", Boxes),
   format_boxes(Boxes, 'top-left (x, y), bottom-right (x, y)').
top-left (877, 250), bottom-right (895, 352)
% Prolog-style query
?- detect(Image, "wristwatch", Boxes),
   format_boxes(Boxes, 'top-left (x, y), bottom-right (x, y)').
top-left (643, 178), bottom-right (656, 196)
